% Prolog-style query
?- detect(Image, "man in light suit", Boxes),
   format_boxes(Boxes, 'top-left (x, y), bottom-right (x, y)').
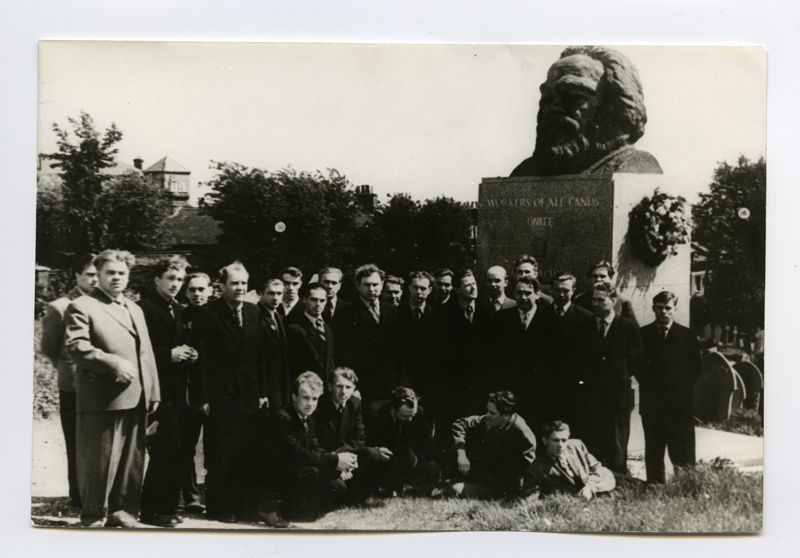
top-left (65, 250), bottom-right (160, 527)
top-left (577, 283), bottom-right (643, 476)
top-left (639, 291), bottom-right (702, 483)
top-left (481, 265), bottom-right (517, 315)
top-left (286, 282), bottom-right (335, 380)
top-left (40, 253), bottom-right (98, 508)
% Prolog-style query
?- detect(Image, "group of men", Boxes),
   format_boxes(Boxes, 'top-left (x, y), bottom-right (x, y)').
top-left (41, 250), bottom-right (701, 528)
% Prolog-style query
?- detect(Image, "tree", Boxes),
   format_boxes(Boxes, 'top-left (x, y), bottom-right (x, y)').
top-left (693, 156), bottom-right (766, 331)
top-left (101, 173), bottom-right (174, 250)
top-left (204, 163), bottom-right (362, 278)
top-left (46, 112), bottom-right (122, 255)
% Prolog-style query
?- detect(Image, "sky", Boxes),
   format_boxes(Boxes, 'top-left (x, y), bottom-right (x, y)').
top-left (38, 43), bottom-right (766, 205)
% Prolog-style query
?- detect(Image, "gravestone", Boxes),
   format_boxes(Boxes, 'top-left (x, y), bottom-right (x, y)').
top-left (693, 351), bottom-right (744, 422)
top-left (735, 360), bottom-right (764, 411)
top-left (477, 173), bottom-right (695, 325)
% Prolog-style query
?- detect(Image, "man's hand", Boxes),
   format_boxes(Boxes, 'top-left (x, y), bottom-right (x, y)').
top-left (115, 360), bottom-right (138, 384)
top-left (377, 447), bottom-right (394, 461)
top-left (456, 450), bottom-right (470, 476)
top-left (147, 401), bottom-right (159, 416)
top-left (579, 487), bottom-right (594, 500)
top-left (340, 470), bottom-right (354, 481)
top-left (171, 345), bottom-right (196, 363)
top-left (258, 397), bottom-right (269, 409)
top-left (336, 451), bottom-right (358, 472)
top-left (199, 403), bottom-right (210, 416)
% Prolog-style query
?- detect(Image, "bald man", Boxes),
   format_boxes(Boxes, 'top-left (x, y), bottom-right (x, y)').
top-left (481, 266), bottom-right (517, 315)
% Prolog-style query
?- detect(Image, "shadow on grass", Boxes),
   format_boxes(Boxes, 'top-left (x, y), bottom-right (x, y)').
top-left (31, 496), bottom-right (82, 528)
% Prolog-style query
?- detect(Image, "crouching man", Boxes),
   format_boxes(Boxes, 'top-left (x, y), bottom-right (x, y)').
top-left (521, 420), bottom-right (615, 500)
top-left (445, 391), bottom-right (537, 499)
top-left (266, 372), bottom-right (358, 523)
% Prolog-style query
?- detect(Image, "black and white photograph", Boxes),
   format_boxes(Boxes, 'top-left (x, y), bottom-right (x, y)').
top-left (30, 41), bottom-right (766, 534)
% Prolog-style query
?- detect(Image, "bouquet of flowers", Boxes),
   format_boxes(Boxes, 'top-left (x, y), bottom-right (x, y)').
top-left (627, 188), bottom-right (691, 267)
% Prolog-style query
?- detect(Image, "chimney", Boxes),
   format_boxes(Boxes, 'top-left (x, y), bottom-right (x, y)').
top-left (355, 184), bottom-right (377, 214)
top-left (133, 157), bottom-right (143, 170)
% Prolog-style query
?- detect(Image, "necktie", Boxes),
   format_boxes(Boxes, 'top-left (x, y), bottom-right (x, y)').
top-left (598, 318), bottom-right (606, 341)
top-left (521, 311), bottom-right (529, 328)
top-left (316, 318), bottom-right (326, 341)
top-left (493, 300), bottom-right (501, 313)
top-left (370, 302), bottom-right (380, 324)
top-left (661, 326), bottom-right (669, 340)
top-left (465, 304), bottom-right (474, 323)
top-left (557, 306), bottom-right (565, 318)
top-left (168, 301), bottom-right (175, 319)
top-left (234, 306), bottom-right (243, 328)
top-left (414, 308), bottom-right (423, 321)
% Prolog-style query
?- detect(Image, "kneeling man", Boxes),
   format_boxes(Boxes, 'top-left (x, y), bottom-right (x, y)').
top-left (521, 420), bottom-right (615, 500)
top-left (446, 391), bottom-right (537, 499)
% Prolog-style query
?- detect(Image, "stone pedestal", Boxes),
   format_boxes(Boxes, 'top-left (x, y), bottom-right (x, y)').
top-left (477, 174), bottom-right (694, 326)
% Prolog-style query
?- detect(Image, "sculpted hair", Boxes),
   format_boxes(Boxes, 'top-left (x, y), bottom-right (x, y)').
top-left (218, 261), bottom-right (248, 284)
top-left (185, 272), bottom-right (211, 285)
top-left (587, 260), bottom-right (615, 279)
top-left (559, 46), bottom-right (648, 145)
top-left (453, 269), bottom-right (475, 287)
top-left (541, 420), bottom-right (571, 440)
top-left (432, 268), bottom-right (454, 280)
top-left (318, 267), bottom-right (343, 280)
top-left (653, 290), bottom-right (678, 305)
top-left (93, 249), bottom-right (135, 271)
top-left (515, 276), bottom-right (540, 293)
top-left (71, 253), bottom-right (96, 276)
top-left (279, 266), bottom-right (303, 281)
top-left (292, 371), bottom-right (324, 396)
top-left (551, 271), bottom-right (577, 288)
top-left (328, 367), bottom-right (359, 386)
top-left (513, 255), bottom-right (538, 272)
top-left (389, 386), bottom-right (418, 411)
top-left (153, 255), bottom-right (188, 279)
top-left (300, 281), bottom-right (329, 299)
top-left (385, 275), bottom-right (405, 288)
top-left (407, 270), bottom-right (434, 285)
top-left (255, 277), bottom-right (284, 294)
top-left (488, 391), bottom-right (518, 415)
top-left (592, 282), bottom-right (617, 299)
top-left (354, 263), bottom-right (385, 284)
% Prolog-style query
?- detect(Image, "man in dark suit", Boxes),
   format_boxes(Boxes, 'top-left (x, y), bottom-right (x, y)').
top-left (65, 250), bottom-right (160, 527)
top-left (319, 267), bottom-right (350, 326)
top-left (40, 253), bottom-right (97, 508)
top-left (536, 272), bottom-right (594, 435)
top-left (334, 264), bottom-right (402, 403)
top-left (269, 372), bottom-right (358, 521)
top-left (381, 275), bottom-right (405, 307)
top-left (178, 272), bottom-right (212, 513)
top-left (364, 387), bottom-right (437, 495)
top-left (489, 276), bottom-right (547, 430)
top-left (286, 282), bottom-right (335, 380)
top-left (278, 266), bottom-right (305, 324)
top-left (578, 283), bottom-right (643, 476)
top-left (138, 255), bottom-right (198, 527)
top-left (256, 277), bottom-right (290, 409)
top-left (481, 265), bottom-right (517, 315)
top-left (313, 367), bottom-right (382, 501)
top-left (639, 291), bottom-right (702, 483)
top-left (512, 255), bottom-right (554, 307)
top-left (431, 267), bottom-right (455, 307)
top-left (573, 260), bottom-right (638, 325)
top-left (192, 261), bottom-right (270, 523)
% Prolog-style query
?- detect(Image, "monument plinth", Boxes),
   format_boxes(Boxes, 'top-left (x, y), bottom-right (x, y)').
top-left (477, 174), bottom-right (693, 326)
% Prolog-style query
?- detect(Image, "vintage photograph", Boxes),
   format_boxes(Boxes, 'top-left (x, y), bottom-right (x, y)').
top-left (33, 42), bottom-right (765, 532)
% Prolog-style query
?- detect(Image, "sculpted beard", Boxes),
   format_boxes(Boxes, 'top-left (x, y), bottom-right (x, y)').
top-left (531, 111), bottom-right (630, 175)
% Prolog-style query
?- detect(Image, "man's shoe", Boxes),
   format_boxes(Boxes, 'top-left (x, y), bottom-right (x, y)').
top-left (210, 513), bottom-right (239, 524)
top-left (184, 502), bottom-right (206, 514)
top-left (258, 510), bottom-right (291, 528)
top-left (80, 517), bottom-right (105, 528)
top-left (140, 513), bottom-right (180, 528)
top-left (105, 511), bottom-right (143, 528)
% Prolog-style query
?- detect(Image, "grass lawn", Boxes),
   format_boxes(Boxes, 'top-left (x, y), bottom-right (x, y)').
top-left (698, 407), bottom-right (763, 437)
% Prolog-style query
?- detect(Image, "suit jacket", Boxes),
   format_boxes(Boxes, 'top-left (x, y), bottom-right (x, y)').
top-left (334, 299), bottom-right (401, 402)
top-left (271, 404), bottom-right (338, 477)
top-left (286, 314), bottom-right (335, 380)
top-left (480, 295), bottom-right (517, 315)
top-left (487, 306), bottom-right (547, 400)
top-left (396, 302), bottom-right (446, 399)
top-left (258, 302), bottom-right (291, 409)
top-left (578, 313), bottom-right (643, 411)
top-left (65, 289), bottom-right (160, 412)
top-left (279, 299), bottom-right (305, 326)
top-left (40, 287), bottom-right (85, 392)
top-left (573, 291), bottom-right (638, 325)
top-left (313, 393), bottom-right (366, 453)
top-left (536, 302), bottom-right (594, 403)
top-left (181, 304), bottom-right (206, 408)
top-left (522, 439), bottom-right (615, 497)
top-left (639, 321), bottom-right (702, 416)
top-left (364, 401), bottom-right (434, 463)
top-left (322, 296), bottom-right (350, 326)
top-left (192, 298), bottom-right (269, 414)
top-left (137, 289), bottom-right (185, 408)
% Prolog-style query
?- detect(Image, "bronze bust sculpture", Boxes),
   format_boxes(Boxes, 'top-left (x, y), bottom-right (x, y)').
top-left (510, 46), bottom-right (662, 177)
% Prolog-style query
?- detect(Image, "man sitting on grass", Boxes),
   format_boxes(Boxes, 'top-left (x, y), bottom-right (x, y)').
top-left (445, 391), bottom-right (537, 499)
top-left (521, 420), bottom-right (615, 500)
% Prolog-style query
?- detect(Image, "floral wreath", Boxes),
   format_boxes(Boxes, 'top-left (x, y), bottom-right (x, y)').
top-left (627, 188), bottom-right (691, 267)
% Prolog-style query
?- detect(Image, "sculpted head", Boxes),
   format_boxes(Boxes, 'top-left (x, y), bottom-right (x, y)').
top-left (527, 46), bottom-right (648, 175)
